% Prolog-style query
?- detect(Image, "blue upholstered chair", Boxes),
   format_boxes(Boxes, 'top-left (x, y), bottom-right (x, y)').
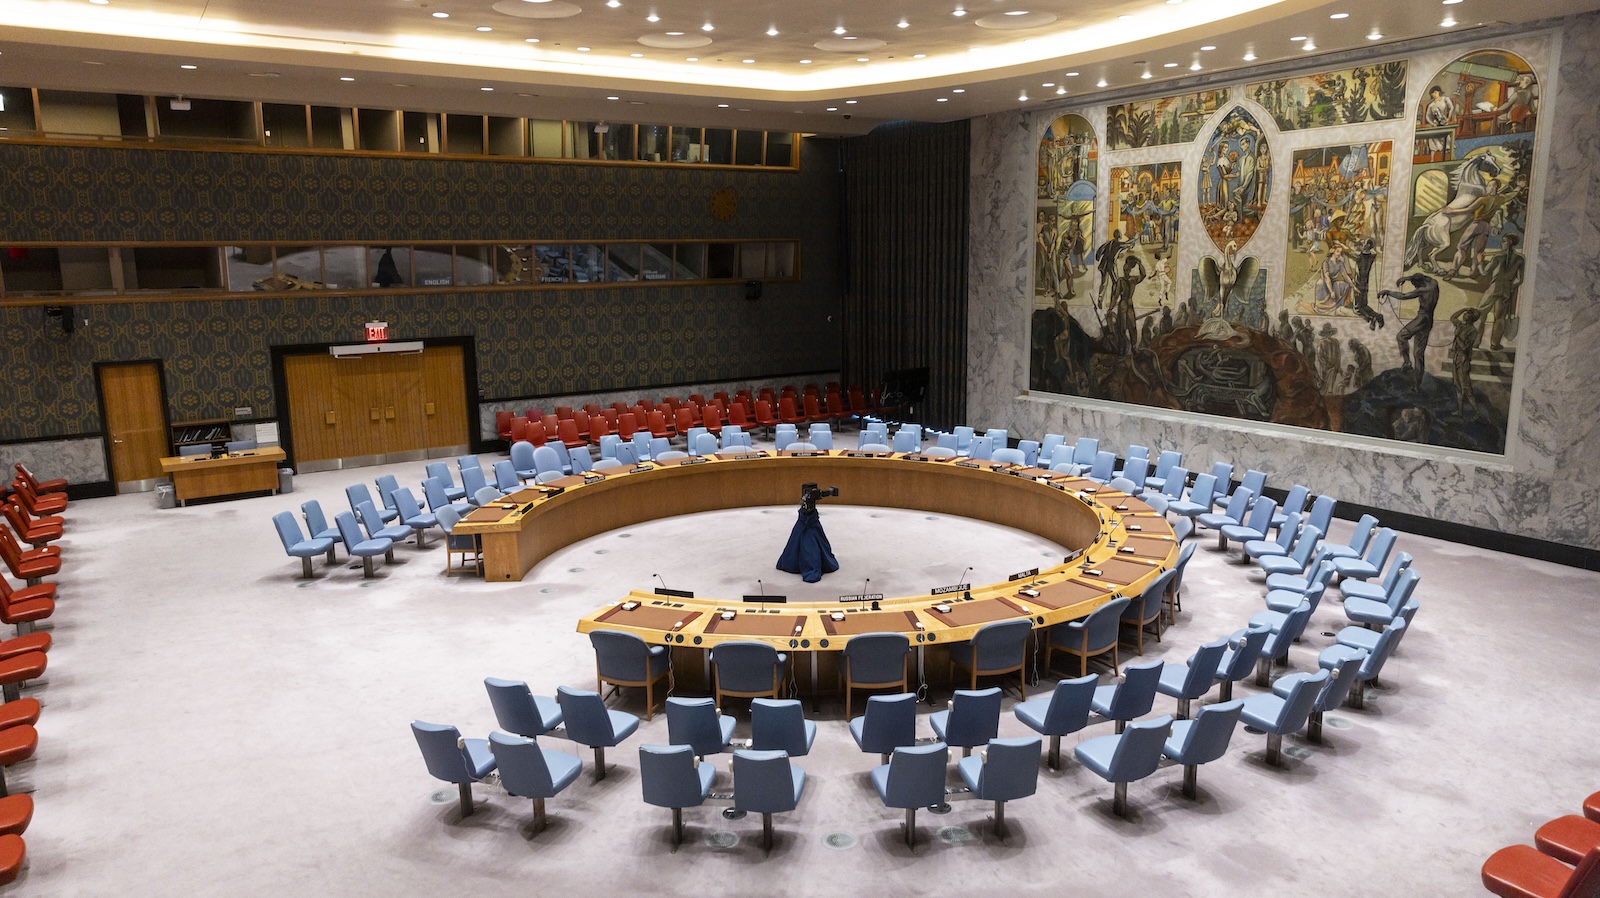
top-left (786, 441), bottom-right (818, 452)
top-left (1156, 636), bottom-right (1229, 719)
top-left (1239, 669), bottom-right (1329, 766)
top-left (774, 424), bottom-right (797, 452)
top-left (655, 450), bottom-right (688, 462)
top-left (1338, 599), bottom-right (1419, 655)
top-left (1219, 496), bottom-right (1278, 554)
top-left (1244, 511), bottom-right (1300, 562)
top-left (1195, 486), bottom-right (1255, 539)
top-left (390, 487), bottom-right (437, 549)
top-left (1013, 673), bottom-right (1097, 769)
top-left (548, 440), bottom-right (575, 474)
top-left (850, 692), bottom-right (918, 763)
top-left (434, 505), bottom-right (480, 574)
top-left (1161, 699), bottom-right (1244, 799)
top-left (666, 696), bottom-right (736, 759)
top-left (1304, 649), bottom-right (1367, 743)
top-left (991, 447), bottom-right (1027, 466)
top-left (509, 440), bottom-right (539, 480)
top-left (732, 749), bottom-right (806, 852)
top-left (300, 499), bottom-right (342, 562)
top-left (529, 445), bottom-right (566, 483)
top-left (589, 629), bottom-right (670, 720)
top-left (1340, 551), bottom-right (1413, 604)
top-left (1016, 439), bottom-right (1041, 467)
top-left (932, 431), bottom-right (956, 454)
top-left (1205, 462), bottom-right (1235, 506)
top-left (1070, 437), bottom-right (1099, 471)
top-left (1317, 513), bottom-right (1378, 562)
top-left (1166, 473), bottom-right (1218, 522)
top-left (1121, 568), bottom-right (1173, 653)
top-left (750, 698), bottom-right (816, 757)
top-left (485, 676), bottom-right (563, 737)
top-left (859, 442), bottom-right (892, 453)
top-left (272, 511), bottom-right (334, 579)
top-left (1083, 450), bottom-right (1116, 483)
top-left (1251, 600), bottom-right (1316, 686)
top-left (333, 511), bottom-right (392, 578)
top-left (1039, 433), bottom-right (1066, 462)
top-left (968, 435), bottom-right (995, 461)
top-left (555, 685), bottom-right (640, 780)
top-left (806, 423), bottom-right (833, 450)
top-left (225, 438), bottom-right (257, 453)
top-left (346, 483), bottom-right (398, 523)
top-left (1142, 465), bottom-right (1189, 514)
top-left (952, 425), bottom-right (975, 456)
top-left (1074, 715), bottom-right (1175, 817)
top-left (1047, 596), bottom-right (1130, 677)
top-left (839, 632), bottom-right (910, 718)
top-left (1272, 484), bottom-right (1311, 532)
top-left (957, 736), bottom-right (1041, 841)
top-left (1114, 455), bottom-right (1148, 494)
top-left (693, 432), bottom-right (720, 456)
top-left (1265, 561), bottom-right (1336, 614)
top-left (947, 618), bottom-right (1032, 698)
top-left (711, 641), bottom-right (788, 707)
top-left (639, 744), bottom-right (717, 848)
top-left (593, 458), bottom-right (624, 470)
top-left (930, 687), bottom-right (1003, 757)
top-left (425, 462), bottom-right (468, 501)
top-left (489, 731), bottom-right (583, 833)
top-left (491, 460), bottom-right (521, 492)
top-left (422, 477), bottom-right (471, 517)
top-left (178, 444), bottom-right (211, 457)
top-left (1319, 618), bottom-right (1407, 709)
top-left (1213, 624), bottom-right (1271, 701)
top-left (1143, 450), bottom-right (1183, 492)
top-left (1258, 525), bottom-right (1324, 578)
top-left (1091, 659), bottom-right (1164, 734)
top-left (1238, 468), bottom-right (1267, 505)
top-left (357, 500), bottom-right (412, 546)
top-left (411, 720), bottom-right (495, 816)
top-left (374, 474), bottom-right (404, 517)
top-left (459, 465), bottom-right (493, 506)
top-left (1165, 540), bottom-right (1198, 623)
top-left (1332, 527), bottom-right (1397, 581)
top-left (1304, 493), bottom-right (1337, 537)
top-left (924, 446), bottom-right (957, 457)
top-left (872, 742), bottom-right (950, 850)
top-left (473, 485), bottom-right (504, 506)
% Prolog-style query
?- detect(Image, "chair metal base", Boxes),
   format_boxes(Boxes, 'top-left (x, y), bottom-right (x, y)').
top-left (361, 556), bottom-right (377, 578)
top-left (904, 807), bottom-right (919, 850)
top-left (592, 746), bottom-right (608, 780)
top-left (1113, 781), bottom-right (1129, 817)
top-left (458, 782), bottom-right (474, 816)
top-left (994, 800), bottom-right (1010, 842)
top-left (531, 797), bottom-right (547, 833)
top-left (1047, 735), bottom-right (1062, 770)
top-left (1182, 764), bottom-right (1199, 799)
top-left (1264, 732), bottom-right (1284, 767)
top-left (1308, 710), bottom-right (1324, 744)
top-left (670, 807), bottom-right (684, 848)
top-left (300, 556), bottom-right (315, 579)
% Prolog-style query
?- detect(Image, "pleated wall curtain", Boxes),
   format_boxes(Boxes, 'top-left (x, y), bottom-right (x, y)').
top-left (840, 120), bottom-right (970, 430)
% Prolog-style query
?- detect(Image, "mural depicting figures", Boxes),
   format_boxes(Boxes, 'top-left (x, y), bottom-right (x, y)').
top-left (1283, 142), bottom-right (1393, 329)
top-left (1106, 162), bottom-right (1182, 324)
top-left (1197, 107), bottom-right (1272, 252)
top-left (1106, 89), bottom-right (1228, 150)
top-left (1250, 61), bottom-right (1408, 130)
top-left (1033, 114), bottom-right (1097, 304)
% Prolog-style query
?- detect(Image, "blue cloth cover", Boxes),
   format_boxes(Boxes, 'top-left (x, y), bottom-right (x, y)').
top-left (776, 507), bottom-right (839, 583)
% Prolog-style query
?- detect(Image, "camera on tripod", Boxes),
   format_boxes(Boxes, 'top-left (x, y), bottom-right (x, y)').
top-left (799, 482), bottom-right (839, 514)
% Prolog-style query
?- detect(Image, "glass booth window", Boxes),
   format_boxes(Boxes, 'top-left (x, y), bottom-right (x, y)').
top-left (495, 244), bottom-right (537, 285)
top-left (534, 245), bottom-right (574, 282)
top-left (571, 244), bottom-right (607, 283)
top-left (411, 246), bottom-right (454, 286)
top-left (271, 246), bottom-right (325, 288)
top-left (606, 244), bottom-right (641, 281)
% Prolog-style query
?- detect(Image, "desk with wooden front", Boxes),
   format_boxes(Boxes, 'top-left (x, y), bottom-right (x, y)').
top-left (159, 447), bottom-right (286, 505)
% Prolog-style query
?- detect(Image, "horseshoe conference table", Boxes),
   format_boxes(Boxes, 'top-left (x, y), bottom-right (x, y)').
top-left (454, 450), bottom-right (1178, 682)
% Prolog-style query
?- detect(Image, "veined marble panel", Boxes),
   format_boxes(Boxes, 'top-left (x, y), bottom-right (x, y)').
top-left (2, 437), bottom-right (108, 485)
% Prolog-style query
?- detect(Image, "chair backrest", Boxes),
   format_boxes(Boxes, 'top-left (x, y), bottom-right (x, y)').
top-left (1315, 651), bottom-right (1368, 713)
top-left (1305, 494), bottom-right (1337, 534)
top-left (1273, 601), bottom-right (1315, 652)
top-left (1173, 516), bottom-right (1195, 542)
top-left (460, 465), bottom-right (489, 496)
top-left (787, 441), bottom-right (818, 452)
top-left (1240, 469), bottom-right (1267, 500)
top-left (1073, 437), bottom-right (1099, 466)
top-left (972, 736), bottom-right (1042, 802)
top-left (751, 699), bottom-right (813, 756)
top-left (1286, 525), bottom-right (1325, 570)
top-left (666, 697), bottom-right (730, 757)
top-left (590, 629), bottom-right (654, 682)
top-left (1040, 433), bottom-right (1066, 458)
top-left (732, 749), bottom-right (802, 814)
top-left (1102, 660), bottom-right (1164, 720)
top-left (345, 483), bottom-right (378, 516)
top-left (1016, 439), bottom-right (1041, 467)
top-left (1136, 569), bottom-right (1175, 620)
top-left (371, 475), bottom-right (401, 511)
top-left (531, 445), bottom-right (564, 477)
top-left (1151, 450), bottom-right (1182, 481)
top-left (1038, 674), bottom-right (1098, 733)
top-left (1170, 542), bottom-right (1198, 594)
top-left (178, 444), bottom-right (211, 457)
top-left (392, 487), bottom-right (425, 521)
top-left (1087, 451), bottom-right (1115, 481)
top-left (1376, 551), bottom-right (1414, 596)
top-left (436, 504), bottom-right (464, 541)
top-left (1120, 456), bottom-right (1148, 490)
top-left (892, 430), bottom-right (918, 453)
top-left (421, 478), bottom-right (453, 512)
top-left (655, 450), bottom-right (688, 462)
top-left (492, 461), bottom-right (520, 491)
top-left (356, 500), bottom-right (391, 539)
top-left (1169, 700), bottom-right (1244, 765)
top-left (458, 454), bottom-right (483, 476)
top-left (509, 441), bottom-right (537, 474)
top-left (1385, 567), bottom-right (1421, 615)
top-left (969, 435), bottom-right (995, 460)
top-left (569, 446), bottom-right (594, 473)
top-left (856, 692), bottom-right (918, 752)
top-left (486, 677), bottom-right (552, 737)
top-left (598, 433), bottom-right (622, 459)
top-left (425, 462), bottom-right (456, 489)
top-left (1207, 462), bottom-right (1234, 498)
top-left (842, 632), bottom-right (910, 684)
top-left (554, 685), bottom-right (618, 746)
top-left (640, 744), bottom-right (707, 809)
top-left (1184, 473), bottom-right (1217, 507)
top-left (1361, 619), bottom-right (1407, 680)
top-left (992, 447), bottom-right (1027, 466)
top-left (1178, 638), bottom-right (1231, 698)
top-left (1071, 596), bottom-right (1131, 652)
top-left (272, 511), bottom-right (308, 551)
top-left (954, 426), bottom-right (975, 452)
top-left (474, 486), bottom-right (503, 506)
top-left (1343, 514), bottom-right (1379, 553)
top-left (942, 688), bottom-right (1003, 747)
top-left (1363, 528), bottom-right (1398, 570)
top-left (970, 618), bottom-right (1031, 671)
top-left (1242, 496), bottom-right (1277, 533)
top-left (226, 439), bottom-right (257, 453)
top-left (490, 732), bottom-right (560, 798)
top-left (1106, 716), bottom-right (1174, 782)
top-left (334, 511), bottom-right (369, 548)
top-left (1269, 670), bottom-right (1331, 733)
top-left (301, 500), bottom-right (333, 537)
top-left (1280, 484), bottom-right (1310, 518)
top-left (807, 424), bottom-right (833, 450)
top-left (983, 428), bottom-right (1008, 447)
top-left (693, 432), bottom-right (720, 456)
top-left (882, 743), bottom-right (950, 809)
top-left (411, 721), bottom-right (476, 784)
top-left (1270, 513), bottom-right (1302, 552)
top-left (1219, 487), bottom-right (1254, 523)
top-left (1218, 624), bottom-right (1272, 682)
top-left (1159, 466), bottom-right (1190, 501)
top-left (711, 641), bottom-right (782, 693)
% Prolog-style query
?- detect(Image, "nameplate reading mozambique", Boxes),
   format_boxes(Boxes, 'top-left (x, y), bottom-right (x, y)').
top-left (931, 583), bottom-right (970, 596)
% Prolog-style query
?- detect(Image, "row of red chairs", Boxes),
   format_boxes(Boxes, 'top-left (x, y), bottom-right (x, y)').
top-left (1482, 790), bottom-right (1600, 897)
top-left (493, 383), bottom-right (899, 448)
top-left (0, 464), bottom-right (62, 885)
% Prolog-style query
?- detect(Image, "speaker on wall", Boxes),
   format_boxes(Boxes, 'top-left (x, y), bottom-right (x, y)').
top-left (744, 279), bottom-right (763, 301)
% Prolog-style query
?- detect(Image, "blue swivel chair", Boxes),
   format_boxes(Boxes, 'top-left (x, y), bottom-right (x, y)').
top-left (630, 432), bottom-right (655, 461)
top-left (593, 458), bottom-right (624, 470)
top-left (598, 434), bottom-right (623, 460)
top-left (590, 629), bottom-right (670, 720)
top-left (422, 477), bottom-right (471, 517)
top-left (1238, 468), bottom-right (1267, 506)
top-left (1271, 484), bottom-right (1311, 532)
top-left (892, 429), bottom-right (920, 453)
top-left (774, 424), bottom-right (797, 452)
top-left (1166, 473), bottom-right (1219, 522)
top-left (1017, 439), bottom-right (1041, 467)
top-left (1071, 437), bottom-right (1100, 472)
top-left (750, 699), bottom-right (816, 757)
top-left (693, 432), bottom-right (720, 456)
top-left (710, 641), bottom-right (788, 708)
top-left (492, 460), bottom-right (521, 493)
top-left (991, 447), bottom-right (1027, 466)
top-left (548, 440), bottom-right (575, 474)
top-left (357, 500), bottom-right (412, 547)
top-left (473, 485), bottom-right (505, 506)
top-left (1213, 624), bottom-right (1272, 701)
top-left (1305, 649), bottom-right (1367, 743)
top-left (1114, 455), bottom-right (1148, 494)
top-left (1195, 486), bottom-right (1255, 540)
top-left (640, 744), bottom-right (717, 848)
top-left (684, 426), bottom-right (709, 455)
top-left (1340, 597), bottom-right (1420, 654)
top-left (1161, 699), bottom-right (1244, 799)
top-left (872, 742), bottom-right (950, 850)
top-left (983, 428), bottom-right (1008, 449)
top-left (957, 736), bottom-right (1042, 841)
top-left (1244, 511), bottom-right (1300, 562)
top-left (435, 505), bottom-right (480, 574)
top-left (806, 423), bottom-right (833, 450)
top-left (1303, 493), bottom-right (1337, 537)
top-left (1074, 715), bottom-right (1175, 817)
top-left (459, 465), bottom-right (494, 506)
top-left (1219, 496), bottom-right (1278, 554)
top-left (850, 692), bottom-right (918, 764)
top-left (1013, 674), bottom-right (1097, 769)
top-left (666, 696), bottom-right (736, 759)
top-left (374, 475), bottom-right (404, 517)
top-left (1039, 433), bottom-right (1066, 462)
top-left (457, 454), bottom-right (485, 481)
top-left (346, 483), bottom-right (398, 523)
top-left (224, 438), bottom-right (257, 453)
top-left (859, 442), bottom-right (893, 454)
top-left (1239, 669), bottom-right (1329, 766)
top-left (930, 687), bottom-right (1003, 757)
top-left (839, 632), bottom-right (910, 718)
top-left (509, 441), bottom-right (539, 480)
top-left (1258, 525), bottom-right (1325, 578)
top-left (1251, 600), bottom-right (1316, 686)
top-left (300, 500), bottom-right (342, 562)
top-left (530, 445), bottom-right (566, 483)
top-left (1091, 659), bottom-right (1164, 733)
top-left (1165, 540), bottom-right (1198, 623)
top-left (1156, 636), bottom-right (1229, 719)
top-left (1083, 450), bottom-right (1116, 483)
top-left (178, 444), bottom-right (210, 457)
top-left (947, 618), bottom-right (1032, 698)
top-left (1264, 561), bottom-right (1336, 614)
top-left (333, 511), bottom-right (392, 578)
top-left (411, 720), bottom-right (495, 816)
top-left (485, 676), bottom-right (564, 737)
top-left (1143, 465), bottom-right (1189, 515)
top-left (1046, 597), bottom-right (1130, 677)
top-left (1315, 513), bottom-right (1379, 566)
top-left (1332, 527), bottom-right (1397, 581)
top-left (732, 749), bottom-right (806, 852)
top-left (272, 511), bottom-right (334, 579)
top-left (1143, 450), bottom-right (1183, 492)
top-left (1340, 551), bottom-right (1413, 604)
top-left (390, 487), bottom-right (437, 549)
top-left (1318, 618), bottom-right (1407, 708)
top-left (1121, 569), bottom-right (1173, 653)
top-left (555, 685), bottom-right (640, 780)
top-left (1205, 462), bottom-right (1235, 507)
top-left (968, 435), bottom-right (995, 461)
top-left (952, 425), bottom-right (975, 456)
top-left (489, 731), bottom-right (583, 833)
top-left (425, 462), bottom-right (468, 501)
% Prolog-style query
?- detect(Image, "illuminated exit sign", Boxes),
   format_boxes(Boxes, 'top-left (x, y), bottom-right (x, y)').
top-left (365, 320), bottom-right (389, 342)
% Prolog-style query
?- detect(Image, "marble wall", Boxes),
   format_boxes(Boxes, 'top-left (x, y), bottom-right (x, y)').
top-left (969, 16), bottom-right (1600, 551)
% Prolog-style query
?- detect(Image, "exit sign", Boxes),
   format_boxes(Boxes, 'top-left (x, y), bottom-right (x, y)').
top-left (365, 320), bottom-right (388, 342)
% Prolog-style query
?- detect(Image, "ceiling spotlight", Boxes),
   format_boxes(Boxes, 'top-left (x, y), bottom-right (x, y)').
top-left (913, 54), bottom-right (926, 58)
top-left (1290, 35), bottom-right (1306, 41)
top-left (766, 25), bottom-right (778, 36)
top-left (432, 11), bottom-right (448, 17)
top-left (577, 46), bottom-right (592, 51)
top-left (1163, 62), bottom-right (1178, 68)
top-left (1065, 71), bottom-right (1078, 76)
top-left (685, 56), bottom-right (698, 61)
top-left (606, 0), bottom-right (620, 6)
top-left (1141, 70), bottom-right (1152, 79)
top-left (646, 12), bottom-right (659, 22)
top-left (1441, 16), bottom-right (1456, 25)
top-left (937, 97), bottom-right (949, 102)
top-left (1005, 9), bottom-right (1028, 14)
top-left (833, 25), bottom-right (846, 34)
top-left (1167, 0), bottom-right (1182, 4)
top-left (665, 30), bottom-right (682, 35)
top-left (845, 99), bottom-right (857, 104)
top-left (743, 58), bottom-right (756, 63)
top-left (856, 57), bottom-right (869, 62)
top-left (481, 86), bottom-right (494, 91)
top-left (525, 37), bottom-right (540, 42)
top-left (1329, 12), bottom-right (1348, 18)
top-left (1442, 0), bottom-right (1463, 4)
top-left (180, 64), bottom-right (197, 69)
top-left (717, 103), bottom-right (729, 108)
top-left (1243, 50), bottom-right (1257, 61)
top-left (1096, 78), bottom-right (1107, 87)
top-left (1041, 82), bottom-right (1054, 87)
top-left (1302, 40), bottom-right (1316, 50)
top-left (701, 22), bottom-right (713, 31)
top-left (952, 7), bottom-right (966, 16)
top-left (898, 20), bottom-right (909, 28)
top-left (1018, 92), bottom-right (1028, 101)
top-left (951, 88), bottom-right (965, 93)
top-left (630, 52), bottom-right (643, 57)
top-left (340, 76), bottom-right (355, 81)
top-left (1056, 86), bottom-right (1066, 94)
top-left (1199, 45), bottom-right (1215, 51)
top-left (1368, 30), bottom-right (1383, 40)
top-left (607, 95), bottom-right (619, 100)
top-left (89, 0), bottom-right (109, 5)
top-left (476, 25), bottom-right (493, 31)
top-left (799, 59), bottom-right (812, 64)
top-left (826, 106), bottom-right (838, 111)
top-left (1190, 59), bottom-right (1202, 71)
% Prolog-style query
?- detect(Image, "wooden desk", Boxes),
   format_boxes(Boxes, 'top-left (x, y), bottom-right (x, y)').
top-left (159, 447), bottom-right (286, 505)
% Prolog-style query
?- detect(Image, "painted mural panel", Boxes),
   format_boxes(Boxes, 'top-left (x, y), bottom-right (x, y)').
top-left (1283, 141), bottom-right (1394, 327)
top-left (1102, 162), bottom-right (1182, 351)
top-left (1030, 114), bottom-right (1098, 392)
top-left (1106, 89), bottom-right (1228, 150)
top-left (1249, 61), bottom-right (1408, 130)
top-left (1197, 107), bottom-right (1272, 252)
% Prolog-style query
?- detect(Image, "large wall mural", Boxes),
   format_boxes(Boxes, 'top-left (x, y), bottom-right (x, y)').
top-left (1028, 43), bottom-right (1545, 456)
top-left (1034, 114), bottom-right (1098, 304)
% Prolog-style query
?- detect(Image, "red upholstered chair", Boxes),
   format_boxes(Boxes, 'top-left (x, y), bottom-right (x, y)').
top-left (0, 653), bottom-right (46, 703)
top-left (848, 386), bottom-right (876, 419)
top-left (758, 387), bottom-right (777, 405)
top-left (824, 391), bottom-right (850, 426)
top-left (752, 400), bottom-right (780, 436)
top-left (778, 397), bottom-right (807, 427)
top-left (554, 405), bottom-right (574, 419)
top-left (1587, 792), bottom-right (1600, 824)
top-left (673, 407), bottom-right (696, 438)
top-left (8, 481), bottom-right (64, 517)
top-left (556, 419), bottom-right (588, 450)
top-left (509, 416), bottom-right (529, 444)
top-left (525, 408), bottom-right (544, 422)
top-left (1483, 845), bottom-right (1600, 898)
top-left (0, 578), bottom-right (52, 607)
top-left (617, 413), bottom-right (638, 441)
top-left (701, 403), bottom-right (724, 437)
top-left (0, 528), bottom-right (59, 585)
top-left (687, 393), bottom-right (706, 407)
top-left (582, 403), bottom-right (602, 416)
top-left (0, 701), bottom-right (39, 732)
top-left (0, 584), bottom-right (51, 637)
top-left (0, 833), bottom-right (22, 886)
top-left (611, 401), bottom-right (630, 415)
top-left (712, 391), bottom-right (731, 408)
top-left (0, 794), bottom-right (32, 837)
top-left (648, 410), bottom-right (674, 440)
top-left (1538, 817), bottom-right (1600, 867)
top-left (4, 500), bottom-right (60, 535)
top-left (14, 464), bottom-right (65, 495)
top-left (0, 725), bottom-right (36, 798)
top-left (727, 402), bottom-right (755, 434)
top-left (0, 635), bottom-right (49, 662)
top-left (3, 502), bottom-right (59, 548)
top-left (495, 410), bottom-right (514, 441)
top-left (802, 393), bottom-right (829, 424)
top-left (571, 410), bottom-right (591, 435)
top-left (588, 416), bottom-right (611, 446)
top-left (779, 385), bottom-right (798, 399)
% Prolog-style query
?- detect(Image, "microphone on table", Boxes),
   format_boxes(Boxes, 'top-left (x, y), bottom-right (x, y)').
top-left (654, 573), bottom-right (669, 591)
top-left (961, 566), bottom-right (973, 600)
top-left (758, 578), bottom-right (766, 610)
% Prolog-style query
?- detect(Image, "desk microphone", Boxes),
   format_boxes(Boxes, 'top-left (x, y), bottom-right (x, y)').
top-left (959, 566), bottom-right (973, 586)
top-left (861, 577), bottom-right (871, 601)
top-left (758, 579), bottom-right (766, 596)
top-left (654, 573), bottom-right (669, 591)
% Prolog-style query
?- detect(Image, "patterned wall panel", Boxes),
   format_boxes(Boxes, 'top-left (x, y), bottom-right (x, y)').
top-left (0, 140), bottom-right (841, 442)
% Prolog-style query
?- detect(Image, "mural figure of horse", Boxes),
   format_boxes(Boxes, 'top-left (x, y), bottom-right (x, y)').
top-left (1403, 152), bottom-right (1503, 273)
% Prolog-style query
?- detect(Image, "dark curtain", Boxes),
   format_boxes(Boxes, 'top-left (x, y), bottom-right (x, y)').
top-left (840, 120), bottom-right (970, 430)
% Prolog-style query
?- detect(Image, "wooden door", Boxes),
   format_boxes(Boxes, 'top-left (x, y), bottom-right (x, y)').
top-left (99, 362), bottom-right (168, 488)
top-left (283, 353), bottom-right (341, 463)
top-left (283, 344), bottom-right (469, 463)
top-left (420, 346), bottom-right (468, 448)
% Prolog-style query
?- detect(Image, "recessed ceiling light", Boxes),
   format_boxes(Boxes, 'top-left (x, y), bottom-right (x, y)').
top-left (845, 99), bottom-right (858, 104)
top-left (477, 25), bottom-right (493, 31)
top-left (340, 76), bottom-right (355, 81)
top-left (717, 103), bottom-right (729, 107)
top-left (701, 22), bottom-right (713, 31)
top-left (1163, 62), bottom-right (1178, 68)
top-left (630, 52), bottom-right (643, 57)
top-left (1302, 40), bottom-right (1316, 50)
top-left (606, 0), bottom-right (619, 6)
top-left (1442, 0), bottom-right (1463, 4)
top-left (525, 37), bottom-right (539, 42)
top-left (952, 8), bottom-right (966, 17)
top-left (1290, 35), bottom-right (1305, 41)
top-left (936, 97), bottom-right (949, 102)
top-left (766, 26), bottom-right (778, 36)
top-left (686, 56), bottom-right (698, 61)
top-left (1440, 16), bottom-right (1456, 25)
top-left (952, 88), bottom-right (965, 93)
top-left (898, 20), bottom-right (909, 28)
top-left (577, 46), bottom-right (591, 51)
top-left (607, 95), bottom-right (619, 100)
top-left (1056, 86), bottom-right (1066, 94)
top-left (247, 71), bottom-right (279, 77)
top-left (826, 106), bottom-right (838, 111)
top-left (394, 83), bottom-right (412, 88)
top-left (1018, 92), bottom-right (1028, 101)
top-left (1243, 50), bottom-right (1257, 60)
top-left (1141, 70), bottom-right (1152, 79)
top-left (1190, 60), bottom-right (1202, 70)
top-left (1041, 82), bottom-right (1054, 87)
top-left (1065, 71), bottom-right (1078, 76)
top-left (665, 31), bottom-right (683, 35)
top-left (1097, 78), bottom-right (1108, 87)
top-left (799, 59), bottom-right (812, 64)
top-left (180, 64), bottom-right (197, 69)
top-left (1368, 31), bottom-right (1383, 40)
top-left (1199, 45), bottom-right (1215, 51)
top-left (646, 12), bottom-right (659, 22)
top-left (1005, 9), bottom-right (1029, 14)
top-left (89, 0), bottom-right (109, 5)
top-left (1329, 12), bottom-right (1349, 18)
top-left (481, 86), bottom-right (494, 91)
top-left (1118, 14), bottom-right (1133, 20)
top-left (913, 53), bottom-right (926, 58)
top-left (432, 11), bottom-right (448, 17)
top-left (857, 57), bottom-right (869, 62)
top-left (834, 25), bottom-right (847, 34)
top-left (743, 58), bottom-right (756, 63)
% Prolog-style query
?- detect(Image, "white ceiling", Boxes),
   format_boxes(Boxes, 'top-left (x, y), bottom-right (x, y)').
top-left (0, 0), bottom-right (1593, 136)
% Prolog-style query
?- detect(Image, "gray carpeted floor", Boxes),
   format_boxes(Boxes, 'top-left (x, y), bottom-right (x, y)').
top-left (10, 444), bottom-right (1600, 896)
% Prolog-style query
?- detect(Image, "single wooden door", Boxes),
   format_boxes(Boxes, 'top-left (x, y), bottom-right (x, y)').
top-left (99, 362), bottom-right (168, 488)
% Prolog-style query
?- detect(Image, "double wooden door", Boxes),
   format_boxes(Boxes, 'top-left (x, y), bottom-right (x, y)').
top-left (284, 346), bottom-right (468, 464)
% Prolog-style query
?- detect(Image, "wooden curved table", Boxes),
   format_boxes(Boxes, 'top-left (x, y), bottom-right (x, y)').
top-left (454, 450), bottom-right (1178, 662)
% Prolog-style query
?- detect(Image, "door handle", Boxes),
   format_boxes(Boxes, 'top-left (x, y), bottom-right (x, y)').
top-left (385, 406), bottom-right (395, 420)
top-left (113, 438), bottom-right (124, 443)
